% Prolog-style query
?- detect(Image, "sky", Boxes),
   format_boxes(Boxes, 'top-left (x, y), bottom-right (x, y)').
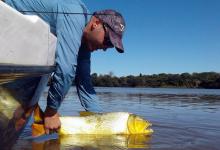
top-left (83, 0), bottom-right (220, 77)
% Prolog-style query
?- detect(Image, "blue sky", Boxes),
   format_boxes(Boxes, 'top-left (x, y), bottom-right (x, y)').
top-left (84, 0), bottom-right (220, 76)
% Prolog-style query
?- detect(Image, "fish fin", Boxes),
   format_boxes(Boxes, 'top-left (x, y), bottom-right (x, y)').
top-left (32, 123), bottom-right (45, 137)
top-left (32, 104), bottom-right (45, 137)
top-left (33, 104), bottom-right (44, 123)
top-left (79, 111), bottom-right (95, 117)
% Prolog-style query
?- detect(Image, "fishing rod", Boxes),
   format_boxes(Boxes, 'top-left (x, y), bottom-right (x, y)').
top-left (19, 10), bottom-right (117, 16)
top-left (19, 10), bottom-right (93, 15)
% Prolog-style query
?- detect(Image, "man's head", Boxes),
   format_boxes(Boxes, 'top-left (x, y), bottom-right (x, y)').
top-left (82, 9), bottom-right (125, 53)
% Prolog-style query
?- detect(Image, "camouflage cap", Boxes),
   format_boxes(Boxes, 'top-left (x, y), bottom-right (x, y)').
top-left (93, 9), bottom-right (126, 53)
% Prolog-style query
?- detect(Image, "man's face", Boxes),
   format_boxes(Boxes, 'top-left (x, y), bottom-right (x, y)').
top-left (85, 18), bottom-right (114, 52)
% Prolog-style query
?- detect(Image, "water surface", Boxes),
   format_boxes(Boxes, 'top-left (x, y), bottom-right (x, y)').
top-left (13, 87), bottom-right (220, 150)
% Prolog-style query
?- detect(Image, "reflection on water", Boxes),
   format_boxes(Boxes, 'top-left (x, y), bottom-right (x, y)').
top-left (12, 87), bottom-right (220, 150)
top-left (59, 134), bottom-right (151, 149)
top-left (14, 134), bottom-right (151, 150)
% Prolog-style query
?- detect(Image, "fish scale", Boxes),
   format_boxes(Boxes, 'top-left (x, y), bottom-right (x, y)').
top-left (32, 105), bottom-right (153, 136)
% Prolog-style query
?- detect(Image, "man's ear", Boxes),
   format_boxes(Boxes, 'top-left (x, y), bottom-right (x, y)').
top-left (91, 23), bottom-right (97, 30)
top-left (91, 17), bottom-right (102, 30)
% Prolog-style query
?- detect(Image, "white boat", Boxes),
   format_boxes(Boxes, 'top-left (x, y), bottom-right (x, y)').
top-left (0, 1), bottom-right (56, 148)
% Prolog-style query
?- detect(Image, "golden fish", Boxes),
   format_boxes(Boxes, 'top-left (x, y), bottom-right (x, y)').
top-left (32, 105), bottom-right (153, 136)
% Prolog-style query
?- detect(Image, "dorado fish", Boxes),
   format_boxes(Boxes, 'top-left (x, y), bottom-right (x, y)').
top-left (32, 105), bottom-right (153, 136)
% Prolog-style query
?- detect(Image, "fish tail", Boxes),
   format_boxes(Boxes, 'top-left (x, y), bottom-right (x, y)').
top-left (33, 104), bottom-right (44, 123)
top-left (32, 104), bottom-right (45, 137)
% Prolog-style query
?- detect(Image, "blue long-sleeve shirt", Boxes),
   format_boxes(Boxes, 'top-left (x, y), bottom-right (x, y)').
top-left (5, 0), bottom-right (102, 112)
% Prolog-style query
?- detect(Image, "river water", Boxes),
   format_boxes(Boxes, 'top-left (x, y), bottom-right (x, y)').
top-left (12, 87), bottom-right (220, 150)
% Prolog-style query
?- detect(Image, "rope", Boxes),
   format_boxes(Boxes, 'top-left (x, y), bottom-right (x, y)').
top-left (19, 10), bottom-right (117, 16)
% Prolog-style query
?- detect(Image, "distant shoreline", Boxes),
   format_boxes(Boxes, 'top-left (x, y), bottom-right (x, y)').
top-left (93, 86), bottom-right (220, 89)
top-left (90, 72), bottom-right (220, 89)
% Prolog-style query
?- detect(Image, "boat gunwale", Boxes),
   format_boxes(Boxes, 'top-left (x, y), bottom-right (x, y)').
top-left (0, 65), bottom-right (55, 74)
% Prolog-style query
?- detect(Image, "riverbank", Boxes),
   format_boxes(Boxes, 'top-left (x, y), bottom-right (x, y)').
top-left (90, 72), bottom-right (220, 89)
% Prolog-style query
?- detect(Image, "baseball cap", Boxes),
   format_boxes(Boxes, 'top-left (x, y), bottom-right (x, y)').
top-left (93, 9), bottom-right (126, 53)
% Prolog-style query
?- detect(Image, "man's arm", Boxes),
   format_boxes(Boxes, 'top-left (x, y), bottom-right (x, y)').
top-left (75, 46), bottom-right (103, 112)
top-left (45, 4), bottom-right (86, 133)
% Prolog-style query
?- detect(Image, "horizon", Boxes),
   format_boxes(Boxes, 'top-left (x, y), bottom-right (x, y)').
top-left (84, 0), bottom-right (220, 77)
top-left (92, 71), bottom-right (220, 77)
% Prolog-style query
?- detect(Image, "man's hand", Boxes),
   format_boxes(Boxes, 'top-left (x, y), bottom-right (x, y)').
top-left (44, 106), bottom-right (61, 134)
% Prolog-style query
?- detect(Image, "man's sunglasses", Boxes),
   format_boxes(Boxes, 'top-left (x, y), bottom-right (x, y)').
top-left (103, 23), bottom-right (114, 49)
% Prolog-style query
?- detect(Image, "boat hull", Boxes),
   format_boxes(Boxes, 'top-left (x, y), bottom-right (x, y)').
top-left (0, 65), bottom-right (54, 149)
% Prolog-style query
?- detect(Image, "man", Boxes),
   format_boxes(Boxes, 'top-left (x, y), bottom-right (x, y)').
top-left (3, 0), bottom-right (125, 134)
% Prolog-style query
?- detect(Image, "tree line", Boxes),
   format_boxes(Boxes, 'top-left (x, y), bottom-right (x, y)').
top-left (91, 72), bottom-right (220, 89)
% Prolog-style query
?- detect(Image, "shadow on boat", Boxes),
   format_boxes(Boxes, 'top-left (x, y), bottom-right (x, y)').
top-left (0, 66), bottom-right (54, 149)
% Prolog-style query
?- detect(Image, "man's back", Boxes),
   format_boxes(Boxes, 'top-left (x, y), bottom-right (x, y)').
top-left (5, 0), bottom-right (88, 34)
top-left (4, 0), bottom-right (91, 109)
